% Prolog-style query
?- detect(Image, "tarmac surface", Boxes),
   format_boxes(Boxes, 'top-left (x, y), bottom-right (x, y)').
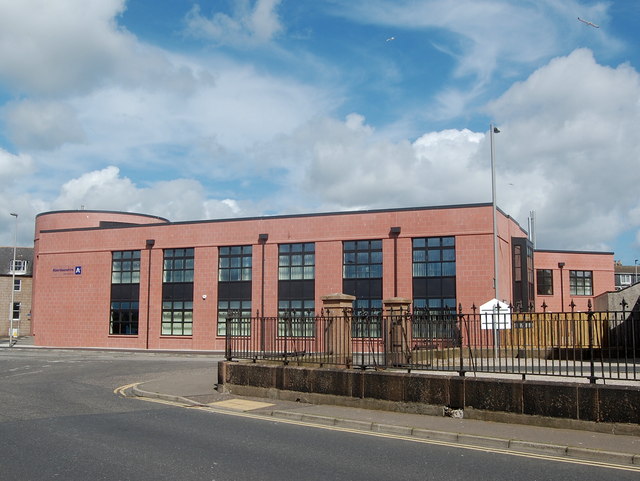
top-left (4, 336), bottom-right (640, 467)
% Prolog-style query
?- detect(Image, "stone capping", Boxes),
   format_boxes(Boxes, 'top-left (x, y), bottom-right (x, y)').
top-left (218, 361), bottom-right (640, 433)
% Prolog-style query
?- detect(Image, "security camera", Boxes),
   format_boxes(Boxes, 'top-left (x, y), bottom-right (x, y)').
top-left (202, 294), bottom-right (207, 300)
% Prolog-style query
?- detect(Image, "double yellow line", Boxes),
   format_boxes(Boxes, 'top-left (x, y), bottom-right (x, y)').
top-left (115, 383), bottom-right (640, 473)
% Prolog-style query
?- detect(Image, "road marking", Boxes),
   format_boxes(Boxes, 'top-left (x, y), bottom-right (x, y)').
top-left (113, 382), bottom-right (141, 396)
top-left (190, 405), bottom-right (640, 473)
top-left (122, 388), bottom-right (640, 473)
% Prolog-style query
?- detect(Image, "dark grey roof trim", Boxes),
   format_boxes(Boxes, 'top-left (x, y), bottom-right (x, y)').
top-left (535, 249), bottom-right (614, 256)
top-left (36, 209), bottom-right (170, 223)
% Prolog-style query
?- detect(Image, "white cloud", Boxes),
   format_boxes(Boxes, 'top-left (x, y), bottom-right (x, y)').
top-left (3, 100), bottom-right (86, 150)
top-left (0, 148), bottom-right (33, 179)
top-left (487, 48), bottom-right (640, 251)
top-left (250, 47), bottom-right (640, 257)
top-left (185, 0), bottom-right (284, 47)
top-left (0, 0), bottom-right (199, 96)
top-left (252, 114), bottom-right (489, 213)
top-left (50, 166), bottom-right (248, 221)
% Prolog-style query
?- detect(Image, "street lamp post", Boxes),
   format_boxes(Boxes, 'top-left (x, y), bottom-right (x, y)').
top-left (490, 124), bottom-right (500, 300)
top-left (9, 212), bottom-right (18, 347)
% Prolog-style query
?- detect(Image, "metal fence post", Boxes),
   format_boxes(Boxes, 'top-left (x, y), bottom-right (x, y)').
top-left (587, 300), bottom-right (597, 384)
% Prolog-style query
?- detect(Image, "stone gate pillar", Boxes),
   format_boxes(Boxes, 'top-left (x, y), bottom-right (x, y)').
top-left (321, 293), bottom-right (355, 368)
top-left (383, 297), bottom-right (412, 366)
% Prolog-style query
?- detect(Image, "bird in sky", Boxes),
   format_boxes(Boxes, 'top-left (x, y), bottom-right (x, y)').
top-left (578, 17), bottom-right (599, 28)
top-left (386, 36), bottom-right (395, 42)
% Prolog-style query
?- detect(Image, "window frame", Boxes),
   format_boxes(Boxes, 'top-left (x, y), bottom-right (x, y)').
top-left (10, 259), bottom-right (28, 274)
top-left (278, 243), bottom-right (315, 280)
top-left (110, 301), bottom-right (140, 335)
top-left (569, 270), bottom-right (593, 296)
top-left (343, 240), bottom-right (383, 279)
top-left (218, 246), bottom-right (252, 282)
top-left (162, 300), bottom-right (194, 336)
top-left (111, 250), bottom-right (141, 284)
top-left (217, 300), bottom-right (252, 337)
top-left (536, 269), bottom-right (554, 296)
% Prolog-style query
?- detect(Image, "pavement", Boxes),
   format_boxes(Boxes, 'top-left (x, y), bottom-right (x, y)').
top-left (4, 336), bottom-right (640, 467)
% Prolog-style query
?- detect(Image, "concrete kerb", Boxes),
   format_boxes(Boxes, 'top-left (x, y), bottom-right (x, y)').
top-left (129, 385), bottom-right (208, 407)
top-left (129, 384), bottom-right (640, 467)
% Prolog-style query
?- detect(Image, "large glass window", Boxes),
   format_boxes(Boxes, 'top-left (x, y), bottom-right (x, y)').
top-left (343, 240), bottom-right (382, 279)
top-left (570, 270), bottom-right (593, 296)
top-left (110, 250), bottom-right (141, 335)
top-left (219, 246), bottom-right (252, 281)
top-left (412, 237), bottom-right (456, 319)
top-left (279, 243), bottom-right (314, 280)
top-left (217, 300), bottom-right (252, 336)
top-left (217, 246), bottom-right (252, 336)
top-left (278, 243), bottom-right (315, 337)
top-left (163, 248), bottom-right (194, 283)
top-left (343, 240), bottom-right (383, 337)
top-left (12, 302), bottom-right (20, 321)
top-left (162, 301), bottom-right (193, 336)
top-left (110, 301), bottom-right (139, 335)
top-left (536, 269), bottom-right (553, 295)
top-left (278, 300), bottom-right (315, 337)
top-left (412, 237), bottom-right (455, 278)
top-left (112, 250), bottom-right (141, 284)
top-left (162, 249), bottom-right (194, 336)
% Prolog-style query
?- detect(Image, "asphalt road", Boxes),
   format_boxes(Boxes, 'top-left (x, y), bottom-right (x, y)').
top-left (0, 349), bottom-right (637, 481)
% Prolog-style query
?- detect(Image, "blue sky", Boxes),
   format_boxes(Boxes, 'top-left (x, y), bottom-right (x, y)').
top-left (1, 0), bottom-right (639, 265)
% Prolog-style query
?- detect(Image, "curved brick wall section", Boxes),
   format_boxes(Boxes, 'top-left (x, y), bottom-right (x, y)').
top-left (35, 210), bottom-right (169, 237)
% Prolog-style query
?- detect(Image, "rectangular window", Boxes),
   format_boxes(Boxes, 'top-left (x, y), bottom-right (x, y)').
top-left (110, 250), bottom-right (141, 335)
top-left (279, 243), bottom-right (315, 280)
top-left (13, 279), bottom-right (21, 291)
top-left (163, 248), bottom-right (194, 283)
top-left (278, 243), bottom-right (315, 336)
top-left (536, 269), bottom-right (553, 295)
top-left (218, 246), bottom-right (252, 281)
top-left (617, 274), bottom-right (632, 286)
top-left (412, 237), bottom-right (456, 315)
top-left (569, 270), bottom-right (593, 296)
top-left (162, 301), bottom-right (193, 336)
top-left (10, 259), bottom-right (28, 274)
top-left (217, 246), bottom-right (252, 336)
top-left (351, 299), bottom-right (383, 338)
top-left (112, 250), bottom-right (141, 284)
top-left (217, 300), bottom-right (252, 336)
top-left (12, 302), bottom-right (20, 320)
top-left (412, 299), bottom-right (458, 340)
top-left (278, 299), bottom-right (315, 337)
top-left (162, 249), bottom-right (195, 336)
top-left (343, 240), bottom-right (383, 336)
top-left (343, 240), bottom-right (382, 279)
top-left (110, 301), bottom-right (139, 335)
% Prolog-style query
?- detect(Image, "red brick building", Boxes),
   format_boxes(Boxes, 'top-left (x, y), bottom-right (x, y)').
top-left (31, 204), bottom-right (614, 350)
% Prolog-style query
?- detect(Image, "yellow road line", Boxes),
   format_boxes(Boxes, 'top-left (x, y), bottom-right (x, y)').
top-left (113, 382), bottom-right (140, 396)
top-left (189, 405), bottom-right (640, 473)
top-left (124, 391), bottom-right (640, 473)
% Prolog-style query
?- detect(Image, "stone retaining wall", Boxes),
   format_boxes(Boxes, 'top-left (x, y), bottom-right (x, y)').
top-left (218, 361), bottom-right (640, 434)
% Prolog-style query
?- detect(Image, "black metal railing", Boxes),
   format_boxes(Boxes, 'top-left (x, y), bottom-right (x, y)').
top-left (224, 304), bottom-right (640, 382)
